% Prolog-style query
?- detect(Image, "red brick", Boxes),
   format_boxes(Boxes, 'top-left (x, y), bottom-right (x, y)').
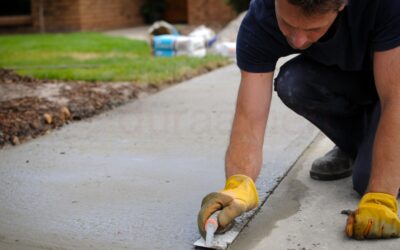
top-left (31, 0), bottom-right (145, 32)
top-left (187, 0), bottom-right (236, 27)
top-left (30, 0), bottom-right (236, 32)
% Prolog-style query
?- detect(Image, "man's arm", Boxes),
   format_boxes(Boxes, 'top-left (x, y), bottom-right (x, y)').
top-left (197, 70), bottom-right (273, 237)
top-left (345, 47), bottom-right (400, 239)
top-left (225, 71), bottom-right (274, 181)
top-left (368, 46), bottom-right (400, 196)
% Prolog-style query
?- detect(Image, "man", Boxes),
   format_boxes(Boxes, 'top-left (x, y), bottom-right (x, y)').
top-left (198, 0), bottom-right (400, 240)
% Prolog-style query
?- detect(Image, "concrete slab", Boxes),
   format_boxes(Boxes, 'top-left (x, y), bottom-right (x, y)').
top-left (230, 135), bottom-right (400, 250)
top-left (0, 64), bottom-right (317, 250)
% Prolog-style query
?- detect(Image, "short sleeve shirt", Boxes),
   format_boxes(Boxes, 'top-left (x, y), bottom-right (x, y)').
top-left (237, 0), bottom-right (400, 73)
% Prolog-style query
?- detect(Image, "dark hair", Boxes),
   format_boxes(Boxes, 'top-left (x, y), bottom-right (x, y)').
top-left (287, 0), bottom-right (346, 15)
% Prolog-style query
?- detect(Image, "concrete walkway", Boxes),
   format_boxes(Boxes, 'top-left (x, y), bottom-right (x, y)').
top-left (105, 26), bottom-right (150, 41)
top-left (0, 64), bottom-right (318, 249)
top-left (231, 135), bottom-right (400, 250)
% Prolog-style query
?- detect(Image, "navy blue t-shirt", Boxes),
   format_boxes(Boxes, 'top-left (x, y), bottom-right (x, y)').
top-left (237, 0), bottom-right (400, 72)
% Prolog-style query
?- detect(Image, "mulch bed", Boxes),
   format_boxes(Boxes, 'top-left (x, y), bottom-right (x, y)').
top-left (0, 69), bottom-right (142, 147)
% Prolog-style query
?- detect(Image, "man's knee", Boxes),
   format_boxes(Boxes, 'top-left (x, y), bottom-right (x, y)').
top-left (274, 57), bottom-right (310, 110)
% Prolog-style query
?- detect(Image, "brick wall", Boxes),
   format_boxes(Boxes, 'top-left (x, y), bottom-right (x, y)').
top-left (32, 0), bottom-right (82, 32)
top-left (187, 0), bottom-right (236, 27)
top-left (79, 0), bottom-right (145, 31)
top-left (30, 0), bottom-right (235, 32)
top-left (31, 0), bottom-right (145, 32)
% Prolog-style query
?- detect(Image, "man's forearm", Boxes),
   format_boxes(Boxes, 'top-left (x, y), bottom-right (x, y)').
top-left (368, 104), bottom-right (400, 196)
top-left (369, 47), bottom-right (400, 197)
top-left (224, 72), bottom-right (273, 181)
top-left (225, 111), bottom-right (266, 181)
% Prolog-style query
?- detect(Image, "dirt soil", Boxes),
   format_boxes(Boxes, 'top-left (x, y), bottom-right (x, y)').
top-left (0, 69), bottom-right (165, 148)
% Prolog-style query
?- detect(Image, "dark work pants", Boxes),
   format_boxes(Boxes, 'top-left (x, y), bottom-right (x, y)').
top-left (274, 55), bottom-right (379, 195)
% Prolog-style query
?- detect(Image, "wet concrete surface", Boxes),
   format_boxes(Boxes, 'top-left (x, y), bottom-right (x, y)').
top-left (231, 135), bottom-right (400, 250)
top-left (0, 64), bottom-right (317, 250)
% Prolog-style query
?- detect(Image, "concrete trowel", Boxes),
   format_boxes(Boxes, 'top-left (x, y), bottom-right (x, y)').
top-left (194, 211), bottom-right (239, 250)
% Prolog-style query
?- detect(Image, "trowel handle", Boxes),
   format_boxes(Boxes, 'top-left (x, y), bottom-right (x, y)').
top-left (205, 210), bottom-right (220, 232)
top-left (205, 211), bottom-right (221, 247)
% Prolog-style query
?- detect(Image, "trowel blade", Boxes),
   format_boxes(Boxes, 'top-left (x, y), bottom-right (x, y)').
top-left (193, 225), bottom-right (240, 250)
top-left (194, 237), bottom-right (224, 250)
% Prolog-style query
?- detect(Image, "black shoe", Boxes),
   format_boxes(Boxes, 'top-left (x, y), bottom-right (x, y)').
top-left (310, 146), bottom-right (353, 181)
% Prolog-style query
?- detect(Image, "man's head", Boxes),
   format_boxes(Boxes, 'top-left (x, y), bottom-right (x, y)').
top-left (275, 0), bottom-right (347, 50)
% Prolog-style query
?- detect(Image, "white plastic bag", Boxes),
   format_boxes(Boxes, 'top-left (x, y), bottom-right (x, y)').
top-left (175, 36), bottom-right (206, 52)
top-left (213, 42), bottom-right (236, 58)
top-left (189, 25), bottom-right (216, 47)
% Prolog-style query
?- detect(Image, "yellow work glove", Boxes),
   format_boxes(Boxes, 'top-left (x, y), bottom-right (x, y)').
top-left (345, 192), bottom-right (400, 239)
top-left (197, 174), bottom-right (259, 238)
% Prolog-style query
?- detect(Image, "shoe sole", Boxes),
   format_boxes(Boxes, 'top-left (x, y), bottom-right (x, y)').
top-left (309, 170), bottom-right (352, 181)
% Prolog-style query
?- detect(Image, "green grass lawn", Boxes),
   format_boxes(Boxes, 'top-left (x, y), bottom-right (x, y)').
top-left (0, 33), bottom-right (229, 84)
